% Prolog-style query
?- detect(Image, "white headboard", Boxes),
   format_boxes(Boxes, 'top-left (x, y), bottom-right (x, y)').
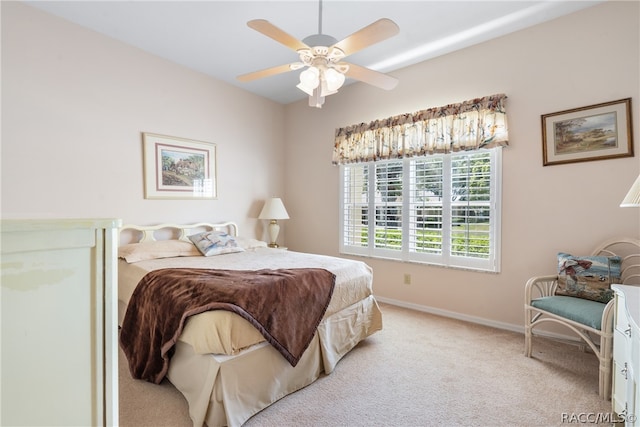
top-left (119, 222), bottom-right (239, 245)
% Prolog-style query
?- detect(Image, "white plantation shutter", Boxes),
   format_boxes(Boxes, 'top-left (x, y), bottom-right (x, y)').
top-left (447, 150), bottom-right (499, 271)
top-left (340, 148), bottom-right (501, 272)
top-left (341, 164), bottom-right (369, 253)
top-left (374, 161), bottom-right (403, 252)
top-left (450, 151), bottom-right (492, 258)
top-left (409, 156), bottom-right (443, 257)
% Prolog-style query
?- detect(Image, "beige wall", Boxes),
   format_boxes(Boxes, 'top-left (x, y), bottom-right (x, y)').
top-left (1, 2), bottom-right (286, 239)
top-left (2, 2), bottom-right (639, 332)
top-left (283, 1), bottom-right (640, 330)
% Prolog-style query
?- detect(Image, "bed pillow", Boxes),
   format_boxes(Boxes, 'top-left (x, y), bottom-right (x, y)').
top-left (118, 240), bottom-right (201, 263)
top-left (188, 231), bottom-right (245, 256)
top-left (556, 252), bottom-right (621, 303)
top-left (235, 236), bottom-right (268, 251)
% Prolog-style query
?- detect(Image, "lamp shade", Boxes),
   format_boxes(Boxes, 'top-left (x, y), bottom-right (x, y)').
top-left (259, 198), bottom-right (290, 220)
top-left (620, 174), bottom-right (640, 207)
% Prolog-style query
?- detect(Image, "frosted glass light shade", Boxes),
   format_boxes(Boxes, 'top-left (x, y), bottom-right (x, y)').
top-left (296, 67), bottom-right (320, 95)
top-left (324, 68), bottom-right (345, 92)
top-left (620, 174), bottom-right (640, 207)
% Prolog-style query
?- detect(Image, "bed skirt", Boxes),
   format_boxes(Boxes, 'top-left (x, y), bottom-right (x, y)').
top-left (167, 295), bottom-right (382, 427)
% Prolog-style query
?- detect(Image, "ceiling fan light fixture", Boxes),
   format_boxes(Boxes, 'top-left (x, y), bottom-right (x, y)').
top-left (324, 68), bottom-right (346, 92)
top-left (296, 66), bottom-right (320, 95)
top-left (296, 83), bottom-right (314, 96)
top-left (319, 80), bottom-right (337, 98)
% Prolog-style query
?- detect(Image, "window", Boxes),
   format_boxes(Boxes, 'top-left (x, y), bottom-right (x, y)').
top-left (340, 148), bottom-right (501, 272)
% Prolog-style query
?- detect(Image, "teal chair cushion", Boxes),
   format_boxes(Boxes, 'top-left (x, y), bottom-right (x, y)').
top-left (531, 295), bottom-right (606, 330)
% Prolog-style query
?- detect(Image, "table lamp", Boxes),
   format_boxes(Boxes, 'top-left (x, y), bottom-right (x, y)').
top-left (259, 197), bottom-right (290, 247)
top-left (620, 174), bottom-right (640, 207)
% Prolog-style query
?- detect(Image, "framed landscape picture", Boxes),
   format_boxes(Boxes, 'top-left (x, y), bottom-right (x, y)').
top-left (541, 98), bottom-right (633, 166)
top-left (143, 133), bottom-right (217, 199)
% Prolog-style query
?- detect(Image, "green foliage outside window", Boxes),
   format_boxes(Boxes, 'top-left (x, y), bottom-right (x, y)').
top-left (361, 224), bottom-right (490, 257)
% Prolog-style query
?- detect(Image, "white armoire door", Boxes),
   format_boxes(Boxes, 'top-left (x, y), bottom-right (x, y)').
top-left (1, 218), bottom-right (121, 426)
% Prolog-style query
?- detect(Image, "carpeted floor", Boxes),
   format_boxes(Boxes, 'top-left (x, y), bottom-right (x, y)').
top-left (119, 303), bottom-right (614, 426)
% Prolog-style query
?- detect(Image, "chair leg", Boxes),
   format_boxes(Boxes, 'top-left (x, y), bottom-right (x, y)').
top-left (524, 330), bottom-right (532, 357)
top-left (599, 335), bottom-right (613, 400)
top-left (524, 309), bottom-right (533, 357)
top-left (599, 364), bottom-right (611, 400)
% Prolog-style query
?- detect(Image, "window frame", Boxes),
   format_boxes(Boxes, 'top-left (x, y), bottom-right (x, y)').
top-left (339, 148), bottom-right (502, 272)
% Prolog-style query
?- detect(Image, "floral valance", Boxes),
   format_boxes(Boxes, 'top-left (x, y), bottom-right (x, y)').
top-left (332, 93), bottom-right (509, 165)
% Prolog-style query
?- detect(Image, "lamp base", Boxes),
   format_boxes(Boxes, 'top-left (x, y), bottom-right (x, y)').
top-left (267, 220), bottom-right (280, 248)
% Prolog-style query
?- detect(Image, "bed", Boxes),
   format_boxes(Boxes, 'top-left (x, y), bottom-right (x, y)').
top-left (117, 222), bottom-right (382, 427)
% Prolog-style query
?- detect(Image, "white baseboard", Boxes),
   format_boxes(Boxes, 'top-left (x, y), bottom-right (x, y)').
top-left (375, 295), bottom-right (585, 345)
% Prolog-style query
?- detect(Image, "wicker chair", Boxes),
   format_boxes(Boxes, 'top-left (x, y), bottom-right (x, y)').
top-left (524, 238), bottom-right (640, 400)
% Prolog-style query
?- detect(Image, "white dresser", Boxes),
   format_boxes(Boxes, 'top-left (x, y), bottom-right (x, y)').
top-left (612, 284), bottom-right (640, 426)
top-left (1, 219), bottom-right (121, 426)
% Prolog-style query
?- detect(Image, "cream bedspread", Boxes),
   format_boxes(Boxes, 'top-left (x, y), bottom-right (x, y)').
top-left (118, 248), bottom-right (374, 355)
top-left (169, 294), bottom-right (382, 427)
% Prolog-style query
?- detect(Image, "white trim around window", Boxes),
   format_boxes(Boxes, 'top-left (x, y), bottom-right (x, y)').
top-left (339, 148), bottom-right (502, 273)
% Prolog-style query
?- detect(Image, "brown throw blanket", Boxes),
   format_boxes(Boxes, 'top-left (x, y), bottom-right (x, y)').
top-left (120, 268), bottom-right (335, 384)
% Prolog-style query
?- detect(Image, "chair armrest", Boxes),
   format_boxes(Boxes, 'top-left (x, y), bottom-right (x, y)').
top-left (525, 274), bottom-right (558, 304)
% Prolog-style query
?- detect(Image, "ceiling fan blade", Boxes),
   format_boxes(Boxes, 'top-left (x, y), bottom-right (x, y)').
top-left (332, 18), bottom-right (399, 57)
top-left (343, 62), bottom-right (398, 90)
top-left (237, 63), bottom-right (298, 82)
top-left (247, 19), bottom-right (309, 52)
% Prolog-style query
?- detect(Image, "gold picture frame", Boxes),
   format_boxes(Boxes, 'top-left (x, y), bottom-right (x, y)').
top-left (142, 132), bottom-right (217, 199)
top-left (541, 98), bottom-right (633, 166)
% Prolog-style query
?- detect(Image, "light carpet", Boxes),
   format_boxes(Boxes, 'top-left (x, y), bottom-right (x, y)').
top-left (119, 303), bottom-right (613, 426)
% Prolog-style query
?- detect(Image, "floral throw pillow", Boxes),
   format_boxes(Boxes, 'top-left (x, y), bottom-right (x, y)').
top-left (556, 252), bottom-right (621, 303)
top-left (188, 231), bottom-right (245, 257)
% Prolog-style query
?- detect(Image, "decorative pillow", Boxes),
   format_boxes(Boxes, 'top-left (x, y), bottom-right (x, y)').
top-left (556, 252), bottom-right (622, 303)
top-left (118, 240), bottom-right (201, 263)
top-left (188, 231), bottom-right (245, 257)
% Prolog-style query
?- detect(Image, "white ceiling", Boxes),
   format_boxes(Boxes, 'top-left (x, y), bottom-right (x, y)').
top-left (24, 0), bottom-right (601, 105)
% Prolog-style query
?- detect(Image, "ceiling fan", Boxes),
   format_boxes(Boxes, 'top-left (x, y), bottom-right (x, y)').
top-left (237, 0), bottom-right (400, 108)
